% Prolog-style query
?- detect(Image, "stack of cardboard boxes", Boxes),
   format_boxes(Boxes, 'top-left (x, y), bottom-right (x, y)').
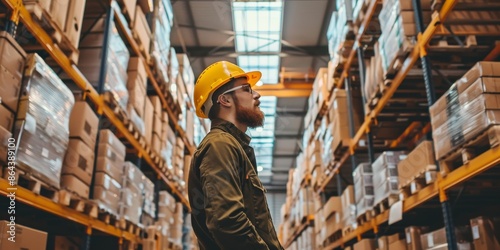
top-left (397, 141), bottom-right (436, 193)
top-left (327, 0), bottom-right (354, 73)
top-left (61, 101), bottom-right (99, 199)
top-left (126, 57), bottom-right (148, 137)
top-left (150, 96), bottom-right (163, 153)
top-left (120, 162), bottom-right (145, 225)
top-left (372, 151), bottom-right (406, 206)
top-left (142, 177), bottom-right (156, 227)
top-left (430, 62), bottom-right (500, 160)
top-left (150, 0), bottom-right (174, 87)
top-left (377, 0), bottom-right (431, 77)
top-left (132, 4), bottom-right (152, 58)
top-left (0, 31), bottom-right (25, 164)
top-left (93, 130), bottom-right (126, 216)
top-left (354, 163), bottom-right (374, 218)
top-left (157, 191), bottom-right (183, 249)
top-left (16, 54), bottom-right (75, 189)
top-left (341, 185), bottom-right (356, 232)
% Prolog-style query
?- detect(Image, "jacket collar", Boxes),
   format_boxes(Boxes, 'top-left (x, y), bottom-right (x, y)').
top-left (210, 118), bottom-right (251, 146)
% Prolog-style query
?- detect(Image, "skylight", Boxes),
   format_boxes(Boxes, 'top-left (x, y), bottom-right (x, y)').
top-left (232, 1), bottom-right (283, 178)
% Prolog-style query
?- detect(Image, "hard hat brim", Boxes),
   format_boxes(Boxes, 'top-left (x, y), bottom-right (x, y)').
top-left (233, 71), bottom-right (262, 86)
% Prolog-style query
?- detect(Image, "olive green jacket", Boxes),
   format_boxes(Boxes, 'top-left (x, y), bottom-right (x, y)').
top-left (188, 119), bottom-right (283, 250)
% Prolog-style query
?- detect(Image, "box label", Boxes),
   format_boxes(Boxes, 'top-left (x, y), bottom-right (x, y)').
top-left (472, 225), bottom-right (480, 240)
top-left (427, 234), bottom-right (434, 247)
top-left (406, 232), bottom-right (411, 243)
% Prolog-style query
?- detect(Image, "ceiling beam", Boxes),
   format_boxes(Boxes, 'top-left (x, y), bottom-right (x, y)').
top-left (254, 82), bottom-right (312, 97)
top-left (172, 45), bottom-right (328, 58)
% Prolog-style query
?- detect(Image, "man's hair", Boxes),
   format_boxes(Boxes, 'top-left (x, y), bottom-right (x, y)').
top-left (208, 78), bottom-right (237, 120)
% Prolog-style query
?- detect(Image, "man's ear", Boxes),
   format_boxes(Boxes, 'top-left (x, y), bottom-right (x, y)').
top-left (217, 94), bottom-right (231, 107)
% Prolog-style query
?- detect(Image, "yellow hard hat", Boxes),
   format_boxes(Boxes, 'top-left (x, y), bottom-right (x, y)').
top-left (194, 61), bottom-right (261, 118)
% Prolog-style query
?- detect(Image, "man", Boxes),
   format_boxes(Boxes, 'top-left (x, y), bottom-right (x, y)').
top-left (188, 61), bottom-right (284, 250)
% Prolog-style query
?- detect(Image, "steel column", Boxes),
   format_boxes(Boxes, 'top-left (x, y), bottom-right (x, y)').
top-left (412, 0), bottom-right (457, 249)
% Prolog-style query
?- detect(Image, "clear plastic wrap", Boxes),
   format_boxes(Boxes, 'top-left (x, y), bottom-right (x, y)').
top-left (105, 28), bottom-right (130, 111)
top-left (355, 182), bottom-right (374, 203)
top-left (94, 172), bottom-right (122, 196)
top-left (356, 195), bottom-right (374, 216)
top-left (150, 0), bottom-right (172, 85)
top-left (433, 110), bottom-right (500, 159)
top-left (372, 151), bottom-right (406, 172)
top-left (123, 162), bottom-right (145, 191)
top-left (126, 106), bottom-right (146, 136)
top-left (120, 187), bottom-right (143, 225)
top-left (373, 164), bottom-right (399, 188)
top-left (17, 54), bottom-right (74, 189)
top-left (374, 177), bottom-right (399, 205)
top-left (93, 186), bottom-right (121, 216)
top-left (159, 190), bottom-right (176, 209)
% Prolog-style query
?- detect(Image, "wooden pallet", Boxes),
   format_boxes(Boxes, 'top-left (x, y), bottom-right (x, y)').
top-left (438, 125), bottom-right (500, 174)
top-left (120, 218), bottom-right (142, 236)
top-left (371, 195), bottom-right (399, 216)
top-left (97, 206), bottom-right (120, 228)
top-left (323, 229), bottom-right (343, 248)
top-left (58, 190), bottom-right (98, 218)
top-left (3, 167), bottom-right (59, 202)
top-left (356, 210), bottom-right (373, 226)
top-left (399, 165), bottom-right (437, 190)
top-left (23, 2), bottom-right (79, 63)
top-left (342, 224), bottom-right (355, 237)
top-left (384, 39), bottom-right (415, 79)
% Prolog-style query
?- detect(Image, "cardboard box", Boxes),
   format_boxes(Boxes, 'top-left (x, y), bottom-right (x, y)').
top-left (353, 238), bottom-right (376, 250)
top-left (69, 101), bottom-right (98, 148)
top-left (60, 174), bottom-right (89, 198)
top-left (0, 32), bottom-right (26, 112)
top-left (94, 172), bottom-right (122, 195)
top-left (0, 221), bottom-right (48, 250)
top-left (127, 69), bottom-right (147, 91)
top-left (405, 226), bottom-right (423, 250)
top-left (323, 196), bottom-right (342, 220)
top-left (95, 156), bottom-right (124, 183)
top-left (388, 239), bottom-right (407, 250)
top-left (98, 130), bottom-right (126, 156)
top-left (132, 6), bottom-right (151, 54)
top-left (64, 0), bottom-right (86, 48)
top-left (62, 139), bottom-right (94, 185)
top-left (152, 133), bottom-right (162, 153)
top-left (93, 186), bottom-right (120, 215)
top-left (0, 126), bottom-right (11, 164)
top-left (144, 97), bottom-right (154, 144)
top-left (128, 57), bottom-right (147, 82)
top-left (54, 236), bottom-right (80, 250)
top-left (0, 105), bottom-right (14, 132)
top-left (153, 113), bottom-right (162, 136)
top-left (430, 77), bottom-right (500, 117)
top-left (50, 0), bottom-right (70, 31)
top-left (127, 78), bottom-right (146, 118)
top-left (150, 96), bottom-right (162, 115)
top-left (119, 0), bottom-right (137, 23)
top-left (470, 216), bottom-right (500, 250)
top-left (97, 143), bottom-right (125, 168)
top-left (397, 141), bottom-right (436, 188)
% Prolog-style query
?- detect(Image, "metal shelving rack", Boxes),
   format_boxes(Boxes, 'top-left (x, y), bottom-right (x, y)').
top-left (315, 0), bottom-right (500, 249)
top-left (0, 0), bottom-right (194, 246)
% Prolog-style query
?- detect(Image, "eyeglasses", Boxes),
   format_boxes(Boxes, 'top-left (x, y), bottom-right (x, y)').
top-left (220, 84), bottom-right (253, 96)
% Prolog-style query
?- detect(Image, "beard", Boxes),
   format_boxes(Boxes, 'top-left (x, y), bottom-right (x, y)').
top-left (233, 96), bottom-right (265, 128)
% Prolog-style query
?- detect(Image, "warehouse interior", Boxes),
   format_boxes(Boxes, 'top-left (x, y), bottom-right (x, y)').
top-left (1, 0), bottom-right (500, 249)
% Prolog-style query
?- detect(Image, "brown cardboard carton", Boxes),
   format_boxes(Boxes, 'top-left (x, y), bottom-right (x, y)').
top-left (54, 236), bottom-right (80, 250)
top-left (152, 133), bottom-right (162, 154)
top-left (0, 32), bottom-right (26, 112)
top-left (69, 101), bottom-right (98, 148)
top-left (132, 6), bottom-right (151, 54)
top-left (0, 126), bottom-right (11, 164)
top-left (93, 186), bottom-right (120, 214)
top-left (64, 0), bottom-right (86, 48)
top-left (98, 130), bottom-right (126, 156)
top-left (405, 226), bottom-right (423, 250)
top-left (127, 79), bottom-right (146, 118)
top-left (62, 139), bottom-right (94, 185)
top-left (456, 62), bottom-right (500, 94)
top-left (127, 70), bottom-right (147, 91)
top-left (323, 196), bottom-right (342, 220)
top-left (0, 221), bottom-right (47, 250)
top-left (470, 216), bottom-right (500, 250)
top-left (144, 97), bottom-right (154, 144)
top-left (431, 77), bottom-right (500, 117)
top-left (388, 239), bottom-right (407, 250)
top-left (50, 0), bottom-right (70, 31)
top-left (128, 57), bottom-right (147, 82)
top-left (149, 96), bottom-right (162, 115)
top-left (119, 0), bottom-right (137, 24)
top-left (97, 143), bottom-right (125, 171)
top-left (94, 172), bottom-right (122, 195)
top-left (95, 157), bottom-right (123, 183)
top-left (60, 174), bottom-right (89, 198)
top-left (353, 238), bottom-right (376, 250)
top-left (397, 141), bottom-right (436, 188)
top-left (153, 113), bottom-right (162, 136)
top-left (0, 105), bottom-right (14, 131)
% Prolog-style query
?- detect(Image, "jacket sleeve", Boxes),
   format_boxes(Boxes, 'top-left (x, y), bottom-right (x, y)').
top-left (199, 135), bottom-right (270, 250)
